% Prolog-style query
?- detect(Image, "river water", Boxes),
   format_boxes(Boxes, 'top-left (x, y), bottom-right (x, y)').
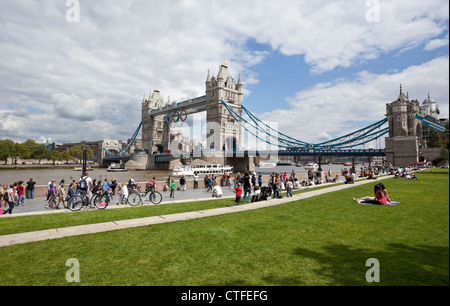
top-left (0, 164), bottom-right (354, 186)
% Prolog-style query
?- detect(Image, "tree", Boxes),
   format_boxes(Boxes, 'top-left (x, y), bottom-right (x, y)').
top-left (69, 145), bottom-right (93, 163)
top-left (13, 142), bottom-right (30, 164)
top-left (48, 150), bottom-right (64, 165)
top-left (31, 143), bottom-right (49, 164)
top-left (60, 151), bottom-right (74, 163)
top-left (0, 139), bottom-right (15, 164)
top-left (427, 129), bottom-right (442, 148)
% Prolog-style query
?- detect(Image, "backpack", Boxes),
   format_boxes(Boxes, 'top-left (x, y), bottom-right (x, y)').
top-left (80, 177), bottom-right (88, 190)
top-left (3, 192), bottom-right (8, 202)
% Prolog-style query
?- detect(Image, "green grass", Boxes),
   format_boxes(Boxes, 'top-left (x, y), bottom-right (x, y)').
top-left (0, 169), bottom-right (448, 286)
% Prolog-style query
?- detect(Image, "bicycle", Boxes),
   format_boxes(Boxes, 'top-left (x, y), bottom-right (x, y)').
top-left (127, 186), bottom-right (162, 206)
top-left (90, 190), bottom-right (111, 210)
top-left (68, 190), bottom-right (108, 211)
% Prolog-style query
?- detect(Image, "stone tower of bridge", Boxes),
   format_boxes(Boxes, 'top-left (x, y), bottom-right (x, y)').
top-left (141, 61), bottom-right (244, 155)
top-left (385, 85), bottom-right (424, 166)
top-left (205, 61), bottom-right (244, 152)
top-left (141, 88), bottom-right (170, 154)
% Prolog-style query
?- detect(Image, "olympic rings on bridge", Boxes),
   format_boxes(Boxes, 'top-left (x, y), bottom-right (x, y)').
top-left (165, 110), bottom-right (188, 127)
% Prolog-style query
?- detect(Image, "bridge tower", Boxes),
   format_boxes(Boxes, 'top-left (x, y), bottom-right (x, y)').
top-left (385, 85), bottom-right (424, 166)
top-left (205, 61), bottom-right (244, 151)
top-left (141, 88), bottom-right (170, 154)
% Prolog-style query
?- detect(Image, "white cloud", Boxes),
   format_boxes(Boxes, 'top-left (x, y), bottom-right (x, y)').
top-left (256, 56), bottom-right (449, 144)
top-left (0, 0), bottom-right (448, 144)
top-left (425, 33), bottom-right (449, 50)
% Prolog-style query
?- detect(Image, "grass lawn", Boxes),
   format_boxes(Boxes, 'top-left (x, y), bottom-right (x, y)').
top-left (0, 169), bottom-right (448, 286)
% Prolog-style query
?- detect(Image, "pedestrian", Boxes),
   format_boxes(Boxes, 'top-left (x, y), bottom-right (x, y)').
top-left (234, 183), bottom-right (242, 206)
top-left (46, 179), bottom-right (52, 201)
top-left (170, 180), bottom-right (176, 198)
top-left (167, 175), bottom-right (171, 189)
top-left (204, 175), bottom-right (209, 189)
top-left (227, 174), bottom-right (232, 189)
top-left (286, 180), bottom-right (293, 197)
top-left (26, 178), bottom-right (36, 199)
top-left (206, 176), bottom-right (213, 192)
top-left (46, 180), bottom-right (56, 209)
top-left (17, 181), bottom-right (25, 207)
top-left (111, 177), bottom-right (117, 195)
top-left (3, 184), bottom-right (15, 215)
top-left (117, 182), bottom-right (128, 205)
top-left (1, 184), bottom-right (8, 212)
top-left (103, 179), bottom-right (110, 194)
top-left (56, 183), bottom-right (67, 209)
top-left (272, 173), bottom-right (281, 199)
top-left (180, 176), bottom-right (186, 191)
top-left (67, 182), bottom-right (76, 209)
top-left (149, 177), bottom-right (157, 202)
top-left (243, 172), bottom-right (252, 203)
top-left (193, 172), bottom-right (199, 189)
top-left (80, 171), bottom-right (93, 201)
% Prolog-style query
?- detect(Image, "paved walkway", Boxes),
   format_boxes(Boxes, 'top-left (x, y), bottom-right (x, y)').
top-left (1, 186), bottom-right (239, 217)
top-left (0, 176), bottom-right (393, 247)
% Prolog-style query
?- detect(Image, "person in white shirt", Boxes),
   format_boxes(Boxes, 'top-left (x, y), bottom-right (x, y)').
top-left (212, 183), bottom-right (223, 198)
top-left (117, 182), bottom-right (128, 205)
top-left (193, 173), bottom-right (199, 189)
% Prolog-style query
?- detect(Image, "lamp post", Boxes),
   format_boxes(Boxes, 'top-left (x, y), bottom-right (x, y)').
top-left (81, 146), bottom-right (87, 177)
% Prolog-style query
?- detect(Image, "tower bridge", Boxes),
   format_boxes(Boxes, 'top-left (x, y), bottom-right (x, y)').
top-left (102, 62), bottom-right (447, 170)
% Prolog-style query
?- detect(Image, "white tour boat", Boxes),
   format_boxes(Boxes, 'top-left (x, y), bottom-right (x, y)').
top-left (107, 163), bottom-right (128, 172)
top-left (304, 163), bottom-right (319, 171)
top-left (172, 164), bottom-right (233, 177)
top-left (74, 167), bottom-right (93, 171)
top-left (257, 162), bottom-right (277, 168)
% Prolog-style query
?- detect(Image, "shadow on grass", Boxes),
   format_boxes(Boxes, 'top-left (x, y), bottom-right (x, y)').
top-left (286, 243), bottom-right (449, 286)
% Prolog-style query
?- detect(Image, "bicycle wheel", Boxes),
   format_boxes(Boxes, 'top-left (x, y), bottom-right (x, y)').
top-left (68, 196), bottom-right (83, 211)
top-left (127, 192), bottom-right (142, 206)
top-left (93, 194), bottom-right (109, 210)
top-left (150, 191), bottom-right (162, 204)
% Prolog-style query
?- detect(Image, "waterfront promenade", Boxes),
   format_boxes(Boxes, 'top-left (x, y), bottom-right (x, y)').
top-left (0, 175), bottom-right (393, 247)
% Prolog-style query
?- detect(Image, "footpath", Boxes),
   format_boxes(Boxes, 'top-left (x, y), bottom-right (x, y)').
top-left (0, 176), bottom-right (393, 247)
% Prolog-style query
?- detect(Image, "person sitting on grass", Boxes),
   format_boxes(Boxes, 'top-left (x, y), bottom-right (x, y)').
top-left (353, 183), bottom-right (388, 205)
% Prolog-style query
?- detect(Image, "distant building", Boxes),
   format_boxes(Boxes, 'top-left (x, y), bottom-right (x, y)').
top-left (420, 93), bottom-right (442, 142)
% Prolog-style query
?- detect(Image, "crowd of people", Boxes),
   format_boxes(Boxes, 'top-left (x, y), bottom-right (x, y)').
top-left (0, 173), bottom-right (147, 215)
top-left (1, 181), bottom-right (25, 215)
top-left (2, 163), bottom-right (427, 215)
top-left (42, 174), bottom-right (123, 209)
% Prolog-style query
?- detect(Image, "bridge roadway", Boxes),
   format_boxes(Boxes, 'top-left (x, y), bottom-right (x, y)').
top-left (155, 148), bottom-right (385, 163)
top-left (149, 95), bottom-right (207, 116)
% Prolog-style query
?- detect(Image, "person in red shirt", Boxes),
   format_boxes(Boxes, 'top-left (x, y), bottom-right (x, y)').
top-left (17, 181), bottom-right (25, 207)
top-left (355, 184), bottom-right (388, 205)
top-left (234, 183), bottom-right (242, 206)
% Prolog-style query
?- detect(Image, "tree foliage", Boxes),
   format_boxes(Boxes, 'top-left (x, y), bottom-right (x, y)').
top-left (0, 139), bottom-right (77, 164)
top-left (427, 129), bottom-right (442, 148)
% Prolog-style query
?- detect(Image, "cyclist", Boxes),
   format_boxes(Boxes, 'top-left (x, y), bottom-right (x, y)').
top-left (129, 177), bottom-right (137, 190)
top-left (79, 171), bottom-right (93, 202)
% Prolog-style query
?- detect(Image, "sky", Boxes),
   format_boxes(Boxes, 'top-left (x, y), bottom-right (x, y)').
top-left (0, 0), bottom-right (448, 147)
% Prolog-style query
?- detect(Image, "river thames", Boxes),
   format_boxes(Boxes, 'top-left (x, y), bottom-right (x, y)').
top-left (0, 164), bottom-right (354, 186)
